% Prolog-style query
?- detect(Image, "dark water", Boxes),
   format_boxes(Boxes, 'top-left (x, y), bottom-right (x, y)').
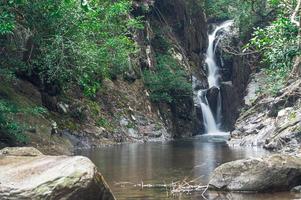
top-left (77, 136), bottom-right (301, 200)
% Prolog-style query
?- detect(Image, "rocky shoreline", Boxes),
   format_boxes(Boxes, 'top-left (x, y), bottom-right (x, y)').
top-left (207, 68), bottom-right (301, 193)
top-left (229, 72), bottom-right (301, 155)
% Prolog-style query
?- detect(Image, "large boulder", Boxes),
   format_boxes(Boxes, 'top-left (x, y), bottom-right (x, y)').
top-left (209, 154), bottom-right (301, 192)
top-left (0, 147), bottom-right (115, 200)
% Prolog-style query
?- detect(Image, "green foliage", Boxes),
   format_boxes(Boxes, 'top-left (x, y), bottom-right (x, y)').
top-left (86, 100), bottom-right (101, 118)
top-left (126, 121), bottom-right (135, 129)
top-left (0, 99), bottom-right (27, 143)
top-left (247, 14), bottom-right (300, 95)
top-left (262, 68), bottom-right (287, 96)
top-left (249, 17), bottom-right (299, 70)
top-left (204, 0), bottom-right (279, 39)
top-left (0, 94), bottom-right (48, 144)
top-left (24, 106), bottom-right (48, 116)
top-left (96, 117), bottom-right (114, 131)
top-left (204, 0), bottom-right (233, 20)
top-left (0, 0), bottom-right (142, 97)
top-left (96, 118), bottom-right (109, 127)
top-left (144, 54), bottom-right (192, 103)
top-left (151, 32), bottom-right (171, 53)
top-left (0, 10), bottom-right (15, 35)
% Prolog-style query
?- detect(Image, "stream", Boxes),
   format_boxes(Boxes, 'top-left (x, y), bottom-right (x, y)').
top-left (76, 137), bottom-right (301, 200)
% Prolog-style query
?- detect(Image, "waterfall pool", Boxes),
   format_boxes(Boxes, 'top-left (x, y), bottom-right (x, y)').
top-left (76, 137), bottom-right (301, 200)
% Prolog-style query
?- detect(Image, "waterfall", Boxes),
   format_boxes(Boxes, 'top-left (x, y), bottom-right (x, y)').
top-left (197, 20), bottom-right (233, 135)
top-left (198, 90), bottom-right (219, 133)
top-left (206, 20), bottom-right (233, 88)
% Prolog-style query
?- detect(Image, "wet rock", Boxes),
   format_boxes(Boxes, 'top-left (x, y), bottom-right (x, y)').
top-left (220, 81), bottom-right (240, 131)
top-left (209, 154), bottom-right (301, 192)
top-left (192, 76), bottom-right (207, 91)
top-left (206, 86), bottom-right (219, 113)
top-left (0, 147), bottom-right (116, 200)
top-left (291, 185), bottom-right (301, 193)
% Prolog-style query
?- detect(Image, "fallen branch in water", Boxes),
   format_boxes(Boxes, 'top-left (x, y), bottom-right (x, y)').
top-left (115, 176), bottom-right (210, 198)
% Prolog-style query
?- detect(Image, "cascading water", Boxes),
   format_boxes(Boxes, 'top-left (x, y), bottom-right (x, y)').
top-left (198, 90), bottom-right (219, 133)
top-left (197, 20), bottom-right (233, 135)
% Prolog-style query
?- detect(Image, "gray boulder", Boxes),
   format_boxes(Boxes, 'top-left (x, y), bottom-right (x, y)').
top-left (0, 147), bottom-right (115, 200)
top-left (291, 185), bottom-right (301, 193)
top-left (209, 154), bottom-right (301, 192)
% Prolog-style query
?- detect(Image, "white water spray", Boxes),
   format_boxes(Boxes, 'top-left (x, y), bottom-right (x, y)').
top-left (198, 20), bottom-right (233, 135)
top-left (198, 90), bottom-right (219, 133)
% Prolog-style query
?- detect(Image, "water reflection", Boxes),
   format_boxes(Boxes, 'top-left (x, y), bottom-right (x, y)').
top-left (77, 137), bottom-right (298, 200)
top-left (206, 191), bottom-right (301, 200)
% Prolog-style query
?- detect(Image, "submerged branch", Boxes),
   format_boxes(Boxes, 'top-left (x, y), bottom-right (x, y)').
top-left (114, 177), bottom-right (210, 196)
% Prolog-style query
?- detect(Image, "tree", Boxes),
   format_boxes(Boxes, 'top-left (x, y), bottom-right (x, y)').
top-left (0, 0), bottom-right (141, 97)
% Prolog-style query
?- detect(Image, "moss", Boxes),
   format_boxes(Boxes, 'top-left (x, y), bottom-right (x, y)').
top-left (96, 117), bottom-right (116, 132)
top-left (85, 99), bottom-right (101, 118)
top-left (0, 81), bottom-right (49, 144)
top-left (0, 82), bottom-right (35, 107)
top-left (289, 112), bottom-right (297, 121)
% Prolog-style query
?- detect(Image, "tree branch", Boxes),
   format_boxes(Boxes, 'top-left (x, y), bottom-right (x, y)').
top-left (291, 0), bottom-right (301, 27)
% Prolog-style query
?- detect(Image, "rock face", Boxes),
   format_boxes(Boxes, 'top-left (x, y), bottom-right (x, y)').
top-left (154, 0), bottom-right (208, 71)
top-left (0, 147), bottom-right (115, 200)
top-left (134, 0), bottom-right (208, 137)
top-left (153, 0), bottom-right (208, 137)
top-left (206, 86), bottom-right (220, 113)
top-left (220, 49), bottom-right (251, 131)
top-left (230, 76), bottom-right (301, 154)
top-left (220, 81), bottom-right (240, 130)
top-left (209, 154), bottom-right (301, 192)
